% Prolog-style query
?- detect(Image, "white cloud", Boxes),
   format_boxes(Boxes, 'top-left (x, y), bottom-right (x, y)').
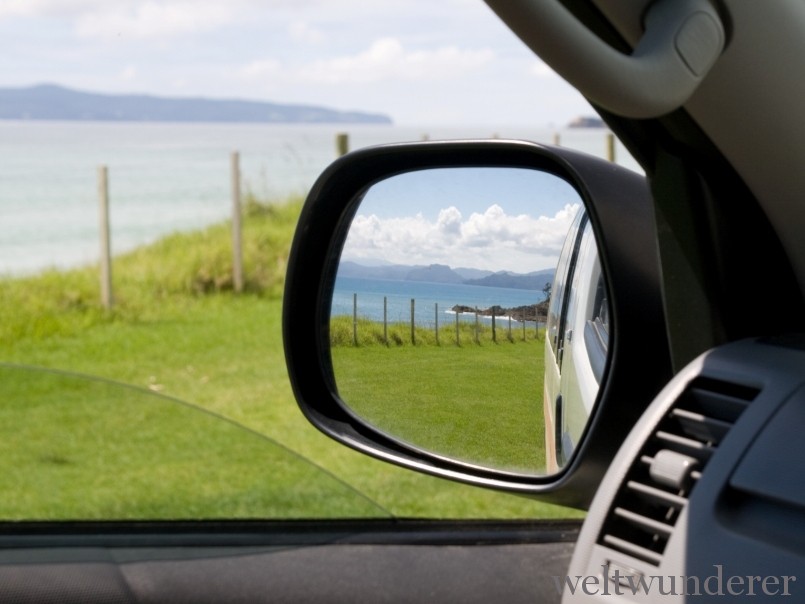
top-left (239, 59), bottom-right (283, 79)
top-left (0, 0), bottom-right (96, 19)
top-left (298, 37), bottom-right (495, 84)
top-left (342, 203), bottom-right (579, 273)
top-left (74, 2), bottom-right (233, 39)
top-left (530, 59), bottom-right (555, 78)
top-left (288, 20), bottom-right (326, 44)
top-left (234, 36), bottom-right (498, 107)
top-left (436, 206), bottom-right (462, 237)
top-left (119, 65), bottom-right (138, 81)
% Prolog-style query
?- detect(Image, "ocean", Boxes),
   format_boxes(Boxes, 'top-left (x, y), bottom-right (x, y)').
top-left (0, 121), bottom-right (638, 275)
top-left (332, 275), bottom-right (546, 327)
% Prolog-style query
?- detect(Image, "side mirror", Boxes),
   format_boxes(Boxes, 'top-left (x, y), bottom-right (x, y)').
top-left (283, 140), bottom-right (671, 508)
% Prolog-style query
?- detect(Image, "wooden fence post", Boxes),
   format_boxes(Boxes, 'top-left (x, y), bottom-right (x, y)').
top-left (383, 296), bottom-right (388, 346)
top-left (492, 312), bottom-right (497, 343)
top-left (455, 310), bottom-right (460, 346)
top-left (97, 165), bottom-right (113, 309)
top-left (231, 151), bottom-right (244, 293)
top-left (435, 303), bottom-right (440, 345)
top-left (336, 133), bottom-right (349, 157)
top-left (474, 307), bottom-right (480, 344)
top-left (508, 315), bottom-right (513, 342)
top-left (606, 132), bottom-right (616, 162)
top-left (353, 293), bottom-right (358, 346)
top-left (410, 298), bottom-right (416, 345)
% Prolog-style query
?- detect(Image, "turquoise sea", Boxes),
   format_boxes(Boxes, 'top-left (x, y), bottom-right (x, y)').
top-left (0, 121), bottom-right (637, 275)
top-left (332, 275), bottom-right (547, 327)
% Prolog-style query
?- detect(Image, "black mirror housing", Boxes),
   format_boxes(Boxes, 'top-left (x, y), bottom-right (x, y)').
top-left (283, 139), bottom-right (671, 509)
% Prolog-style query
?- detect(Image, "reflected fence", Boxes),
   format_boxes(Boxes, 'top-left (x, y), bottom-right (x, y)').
top-left (334, 294), bottom-right (547, 347)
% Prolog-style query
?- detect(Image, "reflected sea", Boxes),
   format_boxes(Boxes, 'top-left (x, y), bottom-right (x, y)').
top-left (333, 276), bottom-right (547, 328)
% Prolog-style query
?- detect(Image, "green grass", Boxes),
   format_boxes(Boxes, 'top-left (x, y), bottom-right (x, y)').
top-left (0, 197), bottom-right (583, 520)
top-left (332, 342), bottom-right (545, 474)
top-left (0, 196), bottom-right (300, 345)
top-left (0, 364), bottom-right (385, 519)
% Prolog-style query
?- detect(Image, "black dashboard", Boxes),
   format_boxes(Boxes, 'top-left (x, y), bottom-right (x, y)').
top-left (565, 337), bottom-right (805, 601)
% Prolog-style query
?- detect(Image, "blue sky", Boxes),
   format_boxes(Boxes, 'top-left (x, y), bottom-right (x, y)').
top-left (358, 167), bottom-right (580, 219)
top-left (0, 0), bottom-right (596, 126)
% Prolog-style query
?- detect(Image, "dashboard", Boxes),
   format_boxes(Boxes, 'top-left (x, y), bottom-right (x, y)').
top-left (565, 337), bottom-right (805, 601)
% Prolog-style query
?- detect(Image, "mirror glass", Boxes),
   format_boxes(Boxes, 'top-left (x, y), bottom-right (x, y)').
top-left (329, 167), bottom-right (604, 476)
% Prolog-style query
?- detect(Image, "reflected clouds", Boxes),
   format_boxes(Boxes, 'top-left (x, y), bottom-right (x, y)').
top-left (342, 202), bottom-right (580, 273)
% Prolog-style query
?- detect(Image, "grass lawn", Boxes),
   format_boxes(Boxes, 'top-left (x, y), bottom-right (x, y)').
top-left (332, 341), bottom-right (546, 474)
top-left (0, 363), bottom-right (386, 519)
top-left (0, 199), bottom-right (583, 520)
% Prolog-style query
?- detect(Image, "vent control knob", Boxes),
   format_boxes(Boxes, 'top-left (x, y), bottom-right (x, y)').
top-left (649, 449), bottom-right (699, 489)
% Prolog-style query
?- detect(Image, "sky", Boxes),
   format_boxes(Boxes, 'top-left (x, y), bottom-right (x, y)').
top-left (340, 167), bottom-right (583, 273)
top-left (0, 0), bottom-right (596, 126)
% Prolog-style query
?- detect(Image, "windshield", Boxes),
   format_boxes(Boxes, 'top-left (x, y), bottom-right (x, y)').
top-left (0, 1), bottom-right (639, 524)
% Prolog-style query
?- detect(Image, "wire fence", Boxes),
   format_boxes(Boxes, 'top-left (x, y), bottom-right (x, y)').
top-left (334, 294), bottom-right (547, 346)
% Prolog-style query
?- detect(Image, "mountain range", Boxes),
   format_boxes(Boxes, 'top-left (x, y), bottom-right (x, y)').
top-left (0, 84), bottom-right (392, 124)
top-left (338, 261), bottom-right (555, 291)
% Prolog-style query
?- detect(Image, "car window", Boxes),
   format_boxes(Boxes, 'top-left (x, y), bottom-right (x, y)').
top-left (0, 364), bottom-right (388, 520)
top-left (584, 264), bottom-right (609, 383)
top-left (547, 207), bottom-right (587, 359)
top-left (0, 1), bottom-right (636, 523)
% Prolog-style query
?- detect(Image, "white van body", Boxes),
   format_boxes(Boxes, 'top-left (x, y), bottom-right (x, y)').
top-left (544, 208), bottom-right (608, 472)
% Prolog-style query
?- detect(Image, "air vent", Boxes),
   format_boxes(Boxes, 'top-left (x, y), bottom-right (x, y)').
top-left (597, 377), bottom-right (758, 565)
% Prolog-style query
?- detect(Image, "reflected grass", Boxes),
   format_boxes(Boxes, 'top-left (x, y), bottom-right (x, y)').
top-left (331, 338), bottom-right (546, 474)
top-left (330, 315), bottom-right (543, 348)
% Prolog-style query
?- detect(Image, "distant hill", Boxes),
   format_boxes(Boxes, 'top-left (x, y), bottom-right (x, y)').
top-left (0, 84), bottom-right (393, 124)
top-left (453, 267), bottom-right (494, 280)
top-left (339, 261), bottom-right (554, 291)
top-left (404, 264), bottom-right (464, 284)
top-left (464, 269), bottom-right (554, 291)
top-left (567, 115), bottom-right (606, 129)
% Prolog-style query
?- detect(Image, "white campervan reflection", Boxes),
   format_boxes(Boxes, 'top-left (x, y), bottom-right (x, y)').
top-left (544, 208), bottom-right (608, 472)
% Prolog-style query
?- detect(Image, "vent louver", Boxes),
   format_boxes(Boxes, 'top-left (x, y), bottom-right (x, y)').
top-left (597, 377), bottom-right (758, 565)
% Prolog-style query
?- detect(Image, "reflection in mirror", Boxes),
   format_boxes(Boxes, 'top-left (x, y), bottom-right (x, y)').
top-left (329, 167), bottom-right (594, 476)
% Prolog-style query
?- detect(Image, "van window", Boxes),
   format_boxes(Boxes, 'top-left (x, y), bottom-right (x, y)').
top-left (547, 208), bottom-right (587, 359)
top-left (582, 256), bottom-right (609, 383)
